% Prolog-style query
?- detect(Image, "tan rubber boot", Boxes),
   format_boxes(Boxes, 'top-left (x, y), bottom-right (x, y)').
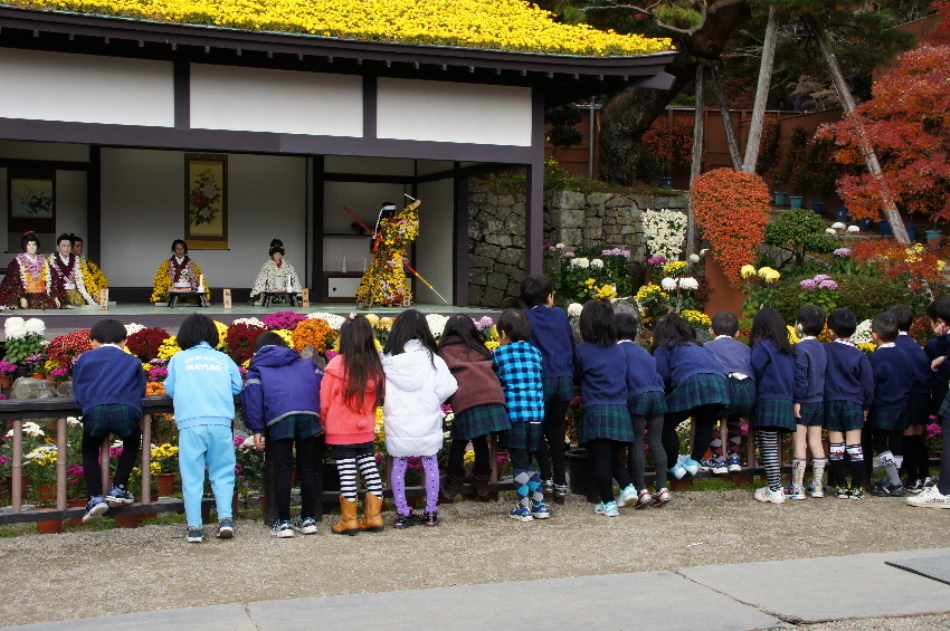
top-left (359, 493), bottom-right (385, 533)
top-left (331, 495), bottom-right (360, 536)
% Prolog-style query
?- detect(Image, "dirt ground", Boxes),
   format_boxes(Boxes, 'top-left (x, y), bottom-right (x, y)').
top-left (0, 489), bottom-right (947, 628)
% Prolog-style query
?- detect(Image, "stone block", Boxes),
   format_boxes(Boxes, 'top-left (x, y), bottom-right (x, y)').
top-left (482, 286), bottom-right (505, 307)
top-left (549, 191), bottom-right (586, 210)
top-left (588, 192), bottom-right (611, 206)
top-left (468, 284), bottom-right (484, 305)
top-left (474, 243), bottom-right (501, 260)
top-left (498, 248), bottom-right (522, 266)
top-left (468, 268), bottom-right (487, 286)
top-left (487, 272), bottom-right (509, 291)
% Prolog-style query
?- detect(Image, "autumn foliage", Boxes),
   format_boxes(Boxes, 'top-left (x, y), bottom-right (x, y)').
top-left (850, 239), bottom-right (946, 291)
top-left (691, 168), bottom-right (771, 288)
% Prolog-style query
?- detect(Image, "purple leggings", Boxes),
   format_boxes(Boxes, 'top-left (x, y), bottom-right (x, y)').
top-left (391, 455), bottom-right (439, 515)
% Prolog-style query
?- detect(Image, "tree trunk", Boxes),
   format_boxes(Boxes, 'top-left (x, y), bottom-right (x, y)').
top-left (742, 7), bottom-right (779, 174)
top-left (806, 15), bottom-right (910, 244)
top-left (687, 65), bottom-right (705, 256)
top-left (710, 64), bottom-right (742, 169)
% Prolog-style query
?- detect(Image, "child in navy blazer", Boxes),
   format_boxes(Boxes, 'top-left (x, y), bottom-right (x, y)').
top-left (788, 305), bottom-right (828, 500)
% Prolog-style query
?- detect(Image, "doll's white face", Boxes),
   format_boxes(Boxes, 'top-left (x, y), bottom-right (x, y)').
top-left (272, 252), bottom-right (283, 262)
top-left (25, 241), bottom-right (37, 255)
top-left (57, 240), bottom-right (71, 256)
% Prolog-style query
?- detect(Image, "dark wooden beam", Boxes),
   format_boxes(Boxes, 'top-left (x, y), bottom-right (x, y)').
top-left (87, 145), bottom-right (102, 265)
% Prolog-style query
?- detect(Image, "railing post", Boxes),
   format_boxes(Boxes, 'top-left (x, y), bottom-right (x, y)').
top-left (56, 417), bottom-right (67, 511)
top-left (100, 435), bottom-right (110, 493)
top-left (11, 419), bottom-right (22, 513)
top-left (141, 414), bottom-right (152, 505)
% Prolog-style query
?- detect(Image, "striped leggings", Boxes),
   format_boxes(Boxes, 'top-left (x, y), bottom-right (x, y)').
top-left (757, 430), bottom-right (781, 491)
top-left (336, 454), bottom-right (383, 503)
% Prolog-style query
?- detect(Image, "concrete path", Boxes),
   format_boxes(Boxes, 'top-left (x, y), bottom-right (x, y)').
top-left (6, 549), bottom-right (950, 631)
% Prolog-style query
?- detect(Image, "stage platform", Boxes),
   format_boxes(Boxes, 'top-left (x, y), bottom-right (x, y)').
top-left (1, 302), bottom-right (495, 339)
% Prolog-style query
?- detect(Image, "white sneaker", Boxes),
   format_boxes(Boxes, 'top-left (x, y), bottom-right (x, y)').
top-left (618, 485), bottom-right (638, 507)
top-left (594, 501), bottom-right (620, 517)
top-left (808, 482), bottom-right (825, 498)
top-left (668, 462), bottom-right (688, 480)
top-left (682, 457), bottom-right (701, 477)
top-left (754, 486), bottom-right (786, 504)
top-left (271, 520), bottom-right (294, 538)
top-left (905, 485), bottom-right (950, 508)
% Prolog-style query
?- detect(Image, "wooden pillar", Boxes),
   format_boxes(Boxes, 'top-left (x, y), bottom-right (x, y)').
top-left (453, 162), bottom-right (470, 307)
top-left (311, 155), bottom-right (325, 300)
top-left (87, 145), bottom-right (101, 265)
top-left (525, 89), bottom-right (546, 277)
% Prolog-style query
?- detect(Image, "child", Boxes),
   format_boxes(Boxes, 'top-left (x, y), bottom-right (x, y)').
top-left (889, 304), bottom-right (933, 493)
top-left (651, 313), bottom-right (729, 480)
top-left (573, 300), bottom-right (635, 516)
top-left (72, 319), bottom-right (147, 524)
top-left (866, 312), bottom-right (914, 497)
top-left (823, 308), bottom-right (874, 499)
top-left (615, 311), bottom-right (670, 508)
top-left (242, 331), bottom-right (323, 537)
top-left (787, 305), bottom-right (828, 499)
top-left (438, 315), bottom-right (511, 499)
top-left (906, 300), bottom-right (950, 507)
top-left (924, 298), bottom-right (950, 424)
top-left (321, 315), bottom-right (387, 535)
top-left (494, 308), bottom-right (549, 521)
top-left (703, 311), bottom-right (756, 475)
top-left (382, 309), bottom-right (457, 528)
top-left (749, 307), bottom-right (797, 504)
top-left (165, 314), bottom-right (243, 543)
top-left (521, 274), bottom-right (575, 504)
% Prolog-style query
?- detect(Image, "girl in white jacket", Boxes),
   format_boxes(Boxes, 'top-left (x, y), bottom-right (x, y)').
top-left (382, 309), bottom-right (458, 528)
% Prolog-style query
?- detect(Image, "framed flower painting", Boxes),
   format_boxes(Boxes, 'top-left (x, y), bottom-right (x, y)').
top-left (184, 153), bottom-right (228, 249)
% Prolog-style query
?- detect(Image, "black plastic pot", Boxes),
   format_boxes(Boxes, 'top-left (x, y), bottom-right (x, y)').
top-left (566, 448), bottom-right (599, 504)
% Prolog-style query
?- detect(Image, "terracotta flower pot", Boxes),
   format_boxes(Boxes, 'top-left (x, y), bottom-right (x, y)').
top-left (37, 483), bottom-right (57, 506)
top-left (4, 474), bottom-right (30, 499)
top-left (34, 509), bottom-right (62, 534)
top-left (66, 497), bottom-right (87, 526)
top-left (155, 473), bottom-right (176, 496)
top-left (31, 373), bottom-right (45, 380)
top-left (0, 376), bottom-right (11, 389)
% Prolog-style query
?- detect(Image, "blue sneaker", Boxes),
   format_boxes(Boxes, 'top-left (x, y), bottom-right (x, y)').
top-left (726, 455), bottom-right (742, 472)
top-left (186, 526), bottom-right (204, 543)
top-left (530, 500), bottom-right (551, 519)
top-left (618, 485), bottom-right (638, 507)
top-left (682, 457), bottom-right (701, 477)
top-left (105, 485), bottom-right (134, 505)
top-left (271, 520), bottom-right (294, 538)
top-left (217, 518), bottom-right (234, 538)
top-left (668, 462), bottom-right (688, 480)
top-left (82, 496), bottom-right (109, 524)
top-left (700, 457), bottom-right (728, 475)
top-left (594, 501), bottom-right (619, 517)
top-left (509, 506), bottom-right (533, 522)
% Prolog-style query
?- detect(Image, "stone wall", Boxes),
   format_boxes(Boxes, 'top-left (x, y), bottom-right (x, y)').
top-left (467, 185), bottom-right (687, 307)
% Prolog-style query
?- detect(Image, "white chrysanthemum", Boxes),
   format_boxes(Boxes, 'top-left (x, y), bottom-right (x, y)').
top-left (678, 277), bottom-right (699, 291)
top-left (231, 317), bottom-right (265, 328)
top-left (590, 258), bottom-right (604, 268)
top-left (567, 303), bottom-right (583, 318)
top-left (24, 318), bottom-right (45, 336)
top-left (124, 323), bottom-right (145, 336)
top-left (660, 277), bottom-right (678, 292)
top-left (308, 312), bottom-right (345, 330)
top-left (555, 243), bottom-right (566, 249)
top-left (825, 228), bottom-right (837, 235)
top-left (426, 313), bottom-right (449, 338)
top-left (831, 222), bottom-right (846, 230)
top-left (4, 317), bottom-right (27, 339)
top-left (574, 257), bottom-right (590, 269)
top-left (689, 254), bottom-right (700, 263)
top-left (643, 209), bottom-right (688, 260)
top-left (852, 319), bottom-right (873, 345)
top-left (847, 225), bottom-right (860, 233)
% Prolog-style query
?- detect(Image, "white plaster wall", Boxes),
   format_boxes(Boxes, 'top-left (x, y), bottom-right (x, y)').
top-left (190, 64), bottom-right (363, 137)
top-left (377, 78), bottom-right (532, 146)
top-left (323, 181), bottom-right (406, 271)
top-left (0, 49), bottom-right (174, 127)
top-left (100, 149), bottom-right (307, 289)
top-left (415, 178), bottom-right (455, 304)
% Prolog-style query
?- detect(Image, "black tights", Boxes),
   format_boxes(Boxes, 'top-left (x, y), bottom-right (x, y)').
top-left (587, 438), bottom-right (633, 503)
top-left (447, 435), bottom-right (491, 478)
top-left (82, 430), bottom-right (140, 498)
top-left (630, 414), bottom-right (667, 490)
top-left (664, 405), bottom-right (722, 464)
top-left (534, 399), bottom-right (570, 485)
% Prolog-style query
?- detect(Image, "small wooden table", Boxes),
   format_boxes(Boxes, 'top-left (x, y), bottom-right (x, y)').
top-left (167, 290), bottom-right (209, 308)
top-left (262, 291), bottom-right (301, 308)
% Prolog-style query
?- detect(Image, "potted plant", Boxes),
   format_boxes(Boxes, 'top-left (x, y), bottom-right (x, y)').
top-left (24, 444), bottom-right (59, 506)
top-left (24, 354), bottom-right (47, 379)
top-left (0, 360), bottom-right (16, 389)
top-left (234, 435), bottom-right (265, 504)
top-left (150, 442), bottom-right (179, 496)
top-left (3, 317), bottom-right (47, 377)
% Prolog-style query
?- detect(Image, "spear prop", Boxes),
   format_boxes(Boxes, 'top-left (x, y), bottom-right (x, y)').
top-left (342, 204), bottom-right (450, 305)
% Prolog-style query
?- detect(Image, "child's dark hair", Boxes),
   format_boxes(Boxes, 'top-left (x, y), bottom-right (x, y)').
top-left (580, 300), bottom-right (616, 347)
top-left (177, 313), bottom-right (219, 349)
top-left (711, 311), bottom-right (739, 337)
top-left (614, 312), bottom-right (640, 341)
top-left (520, 274), bottom-right (554, 309)
top-left (383, 309), bottom-right (438, 360)
top-left (750, 307), bottom-right (795, 354)
top-left (651, 312), bottom-right (695, 352)
top-left (871, 312), bottom-right (899, 343)
top-left (927, 298), bottom-right (950, 325)
top-left (887, 304), bottom-right (914, 331)
top-left (89, 319), bottom-right (127, 345)
top-left (56, 233), bottom-right (72, 247)
top-left (339, 314), bottom-right (385, 410)
top-left (796, 305), bottom-right (826, 337)
top-left (438, 314), bottom-right (491, 359)
top-left (826, 308), bottom-right (857, 338)
top-left (497, 308), bottom-right (532, 343)
top-left (253, 330), bottom-right (288, 353)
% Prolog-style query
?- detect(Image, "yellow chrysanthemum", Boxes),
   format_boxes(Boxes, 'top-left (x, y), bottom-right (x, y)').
top-left (680, 309), bottom-right (711, 329)
top-left (758, 267), bottom-right (781, 283)
top-left (157, 336), bottom-right (181, 360)
top-left (663, 261), bottom-right (688, 275)
top-left (740, 264), bottom-right (757, 278)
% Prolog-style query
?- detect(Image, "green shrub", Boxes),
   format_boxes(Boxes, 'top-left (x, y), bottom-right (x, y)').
top-left (764, 209), bottom-right (836, 269)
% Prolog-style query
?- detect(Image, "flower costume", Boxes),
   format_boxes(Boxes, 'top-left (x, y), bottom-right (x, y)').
top-left (48, 252), bottom-right (97, 306)
top-left (0, 253), bottom-right (64, 309)
top-left (78, 256), bottom-right (108, 302)
top-left (250, 259), bottom-right (301, 301)
top-left (357, 199), bottom-right (420, 307)
top-left (151, 255), bottom-right (210, 303)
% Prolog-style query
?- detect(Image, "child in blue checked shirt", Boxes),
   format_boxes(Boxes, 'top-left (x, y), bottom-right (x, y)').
top-left (494, 308), bottom-right (550, 522)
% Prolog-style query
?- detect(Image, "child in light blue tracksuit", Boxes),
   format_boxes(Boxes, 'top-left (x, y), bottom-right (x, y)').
top-left (166, 314), bottom-right (243, 543)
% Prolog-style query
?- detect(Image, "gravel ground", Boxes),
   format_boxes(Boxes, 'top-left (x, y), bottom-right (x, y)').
top-left (0, 490), bottom-right (948, 628)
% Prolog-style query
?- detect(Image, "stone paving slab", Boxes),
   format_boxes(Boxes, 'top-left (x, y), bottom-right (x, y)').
top-left (245, 571), bottom-right (790, 631)
top-left (1, 604), bottom-right (258, 631)
top-left (887, 554), bottom-right (950, 587)
top-left (680, 548), bottom-right (950, 624)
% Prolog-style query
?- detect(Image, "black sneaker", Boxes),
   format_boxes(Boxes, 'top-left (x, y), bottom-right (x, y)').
top-left (217, 518), bottom-right (234, 538)
top-left (422, 510), bottom-right (439, 527)
top-left (553, 484), bottom-right (568, 505)
top-left (394, 512), bottom-right (416, 529)
top-left (82, 496), bottom-right (109, 524)
top-left (186, 527), bottom-right (204, 543)
top-left (870, 483), bottom-right (906, 497)
top-left (541, 479), bottom-right (554, 496)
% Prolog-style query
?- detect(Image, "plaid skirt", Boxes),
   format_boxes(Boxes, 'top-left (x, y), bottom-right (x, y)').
top-left (628, 390), bottom-right (666, 421)
top-left (725, 377), bottom-right (756, 420)
top-left (268, 413), bottom-right (321, 442)
top-left (871, 407), bottom-right (908, 432)
top-left (667, 373), bottom-right (730, 414)
top-left (798, 402), bottom-right (825, 427)
top-left (825, 400), bottom-right (865, 433)
top-left (543, 375), bottom-right (575, 403)
top-left (580, 404), bottom-right (633, 444)
top-left (330, 441), bottom-right (374, 459)
top-left (906, 393), bottom-right (931, 427)
top-left (502, 421), bottom-right (543, 451)
top-left (82, 404), bottom-right (140, 438)
top-left (753, 398), bottom-right (796, 432)
top-left (451, 403), bottom-right (511, 440)
top-left (939, 391), bottom-right (950, 423)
